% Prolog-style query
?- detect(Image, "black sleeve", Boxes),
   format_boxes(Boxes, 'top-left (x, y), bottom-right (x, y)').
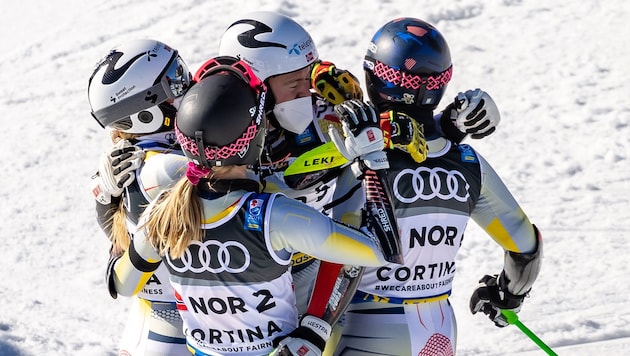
top-left (95, 197), bottom-right (121, 237)
top-left (439, 106), bottom-right (467, 144)
top-left (105, 251), bottom-right (122, 299)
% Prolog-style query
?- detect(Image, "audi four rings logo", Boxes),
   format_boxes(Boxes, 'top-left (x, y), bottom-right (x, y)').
top-left (166, 240), bottom-right (251, 274)
top-left (393, 167), bottom-right (470, 203)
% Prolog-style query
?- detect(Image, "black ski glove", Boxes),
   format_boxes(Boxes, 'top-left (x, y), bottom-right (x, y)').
top-left (329, 100), bottom-right (388, 176)
top-left (469, 274), bottom-right (527, 327)
top-left (270, 315), bottom-right (331, 356)
top-left (440, 89), bottom-right (501, 141)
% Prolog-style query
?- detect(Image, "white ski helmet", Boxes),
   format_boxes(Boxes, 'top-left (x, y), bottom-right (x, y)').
top-left (218, 11), bottom-right (319, 82)
top-left (88, 39), bottom-right (192, 134)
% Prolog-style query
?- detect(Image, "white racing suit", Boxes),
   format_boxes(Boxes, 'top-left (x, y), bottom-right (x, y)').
top-left (332, 138), bottom-right (540, 355)
top-left (97, 133), bottom-right (190, 356)
top-left (113, 186), bottom-right (390, 356)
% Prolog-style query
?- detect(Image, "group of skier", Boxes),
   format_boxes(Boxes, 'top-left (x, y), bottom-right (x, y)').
top-left (87, 11), bottom-right (542, 356)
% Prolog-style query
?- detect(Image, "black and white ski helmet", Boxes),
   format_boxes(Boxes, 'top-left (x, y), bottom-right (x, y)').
top-left (88, 39), bottom-right (193, 134)
top-left (175, 56), bottom-right (267, 168)
top-left (364, 18), bottom-right (452, 111)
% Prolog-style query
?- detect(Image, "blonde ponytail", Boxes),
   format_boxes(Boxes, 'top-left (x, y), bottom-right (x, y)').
top-left (145, 177), bottom-right (204, 259)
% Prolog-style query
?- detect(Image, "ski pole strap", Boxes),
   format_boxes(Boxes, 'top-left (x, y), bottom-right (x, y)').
top-left (321, 181), bottom-right (362, 213)
top-left (501, 310), bottom-right (558, 356)
top-left (352, 290), bottom-right (449, 305)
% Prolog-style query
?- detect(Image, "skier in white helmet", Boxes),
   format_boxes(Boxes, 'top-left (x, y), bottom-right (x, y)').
top-left (87, 38), bottom-right (193, 356)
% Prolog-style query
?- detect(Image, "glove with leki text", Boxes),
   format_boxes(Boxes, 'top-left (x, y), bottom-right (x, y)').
top-left (380, 110), bottom-right (427, 163)
top-left (270, 315), bottom-right (331, 356)
top-left (329, 100), bottom-right (388, 175)
top-left (90, 139), bottom-right (145, 204)
top-left (311, 60), bottom-right (363, 105)
top-left (469, 274), bottom-right (527, 327)
top-left (440, 88), bottom-right (501, 141)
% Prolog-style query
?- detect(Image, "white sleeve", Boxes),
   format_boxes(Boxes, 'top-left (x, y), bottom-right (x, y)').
top-left (138, 152), bottom-right (188, 201)
top-left (267, 195), bottom-right (388, 267)
top-left (471, 151), bottom-right (537, 254)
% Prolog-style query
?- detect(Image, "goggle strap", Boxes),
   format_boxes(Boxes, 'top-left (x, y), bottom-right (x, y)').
top-left (194, 57), bottom-right (265, 94)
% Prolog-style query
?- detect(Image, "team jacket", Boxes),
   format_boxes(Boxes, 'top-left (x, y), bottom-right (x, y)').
top-left (115, 187), bottom-right (390, 355)
top-left (357, 138), bottom-right (537, 300)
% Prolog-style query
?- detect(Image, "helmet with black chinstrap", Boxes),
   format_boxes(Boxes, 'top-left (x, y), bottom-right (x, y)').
top-left (175, 56), bottom-right (267, 168)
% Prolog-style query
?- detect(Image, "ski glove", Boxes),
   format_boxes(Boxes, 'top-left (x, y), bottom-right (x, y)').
top-left (90, 140), bottom-right (145, 204)
top-left (470, 274), bottom-right (527, 328)
top-left (441, 88), bottom-right (501, 140)
top-left (270, 315), bottom-right (331, 356)
top-left (329, 100), bottom-right (388, 176)
top-left (311, 61), bottom-right (363, 105)
top-left (380, 110), bottom-right (427, 163)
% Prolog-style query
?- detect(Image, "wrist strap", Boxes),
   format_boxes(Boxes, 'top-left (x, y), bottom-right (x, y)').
top-left (300, 315), bottom-right (332, 342)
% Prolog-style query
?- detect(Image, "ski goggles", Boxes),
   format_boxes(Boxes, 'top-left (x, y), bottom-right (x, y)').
top-left (365, 58), bottom-right (452, 91)
top-left (91, 52), bottom-right (192, 129)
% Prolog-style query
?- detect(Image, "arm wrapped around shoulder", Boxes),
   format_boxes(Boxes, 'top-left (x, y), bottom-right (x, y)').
top-left (113, 230), bottom-right (162, 297)
top-left (470, 225), bottom-right (542, 327)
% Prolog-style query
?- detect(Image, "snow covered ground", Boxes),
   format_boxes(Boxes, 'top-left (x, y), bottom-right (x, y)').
top-left (1, 0), bottom-right (628, 355)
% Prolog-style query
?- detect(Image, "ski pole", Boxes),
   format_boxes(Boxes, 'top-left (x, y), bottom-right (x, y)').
top-left (501, 310), bottom-right (558, 356)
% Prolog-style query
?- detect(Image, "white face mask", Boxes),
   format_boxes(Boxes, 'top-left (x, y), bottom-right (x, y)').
top-left (272, 96), bottom-right (314, 134)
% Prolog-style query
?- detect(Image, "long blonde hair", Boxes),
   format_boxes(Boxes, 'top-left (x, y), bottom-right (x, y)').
top-left (144, 177), bottom-right (204, 259)
top-left (143, 165), bottom-right (247, 259)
